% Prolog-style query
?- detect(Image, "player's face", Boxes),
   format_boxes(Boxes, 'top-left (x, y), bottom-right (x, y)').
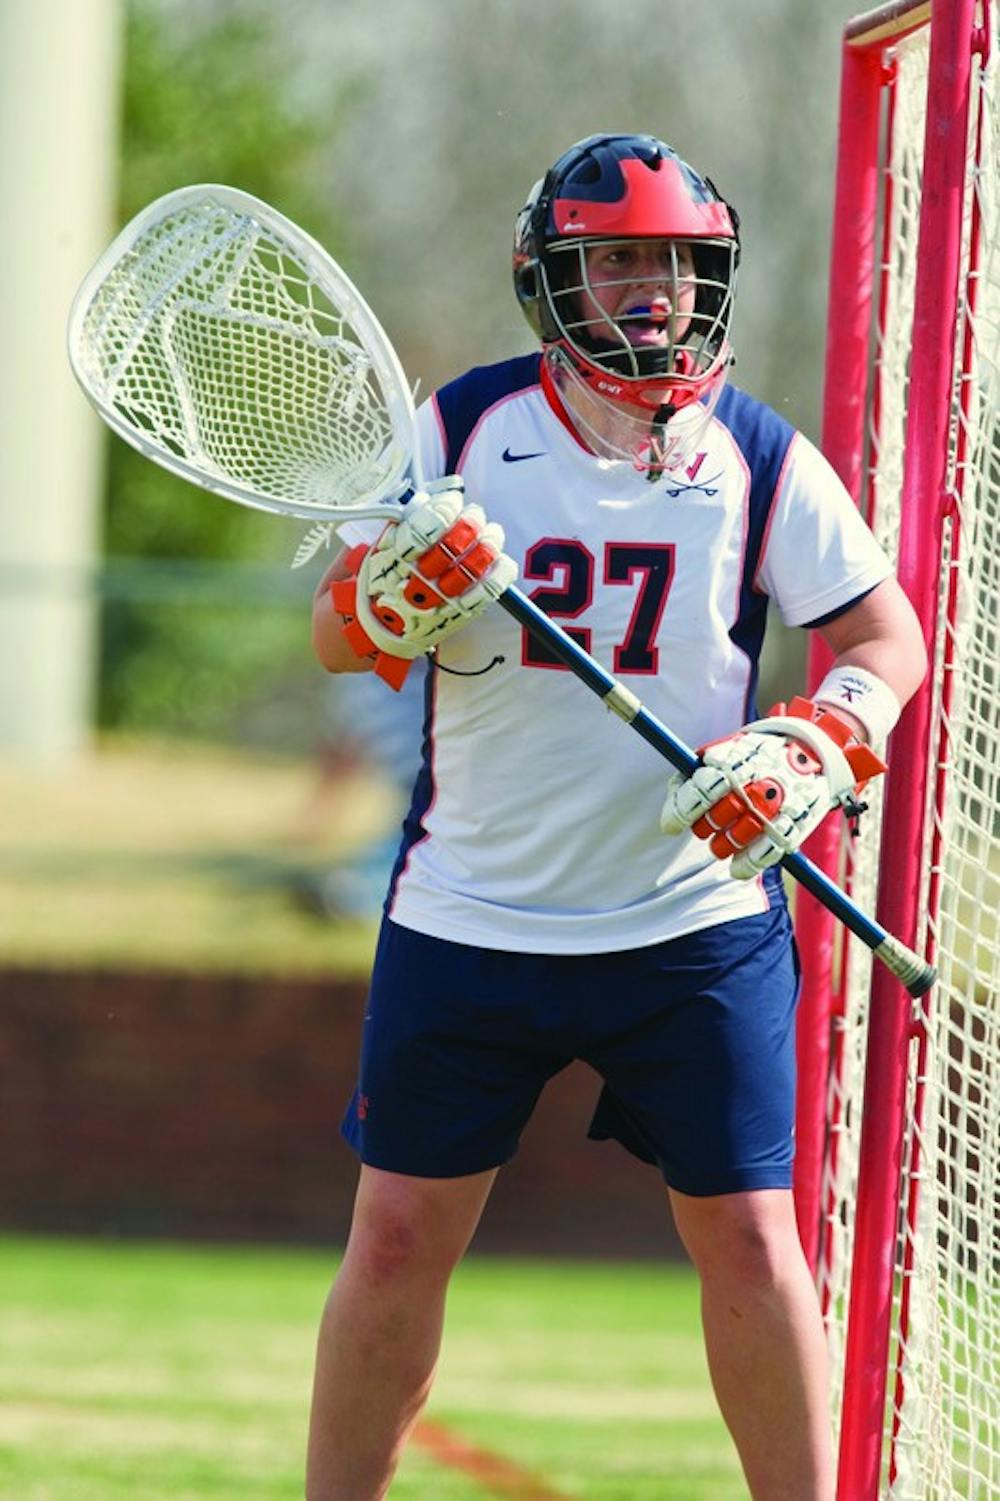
top-left (580, 239), bottom-right (697, 349)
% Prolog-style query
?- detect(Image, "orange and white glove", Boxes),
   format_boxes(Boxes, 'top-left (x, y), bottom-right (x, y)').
top-left (659, 697), bottom-right (887, 879)
top-left (331, 478), bottom-right (518, 688)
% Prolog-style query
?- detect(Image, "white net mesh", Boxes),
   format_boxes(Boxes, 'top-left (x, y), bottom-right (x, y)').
top-left (71, 192), bottom-right (410, 516)
top-left (817, 11), bottom-right (1000, 1496)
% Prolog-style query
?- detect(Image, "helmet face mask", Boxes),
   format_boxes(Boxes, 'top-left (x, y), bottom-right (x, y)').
top-left (513, 133), bottom-right (740, 468)
top-left (541, 233), bottom-right (737, 402)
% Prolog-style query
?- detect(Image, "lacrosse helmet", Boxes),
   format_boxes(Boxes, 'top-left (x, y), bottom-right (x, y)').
top-left (513, 133), bottom-right (739, 467)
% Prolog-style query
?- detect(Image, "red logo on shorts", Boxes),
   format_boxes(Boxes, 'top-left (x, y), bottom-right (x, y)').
top-left (357, 1093), bottom-right (369, 1121)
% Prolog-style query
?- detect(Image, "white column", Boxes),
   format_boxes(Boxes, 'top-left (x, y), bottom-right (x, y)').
top-left (0, 0), bottom-right (123, 761)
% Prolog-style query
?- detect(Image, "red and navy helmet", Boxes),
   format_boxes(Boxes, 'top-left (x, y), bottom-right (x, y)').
top-left (513, 133), bottom-right (739, 418)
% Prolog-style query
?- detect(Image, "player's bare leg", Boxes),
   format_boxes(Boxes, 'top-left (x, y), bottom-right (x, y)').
top-left (669, 1186), bottom-right (834, 1501)
top-left (306, 1164), bottom-right (496, 1501)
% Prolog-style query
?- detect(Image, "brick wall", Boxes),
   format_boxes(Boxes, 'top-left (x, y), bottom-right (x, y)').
top-left (0, 967), bottom-right (684, 1257)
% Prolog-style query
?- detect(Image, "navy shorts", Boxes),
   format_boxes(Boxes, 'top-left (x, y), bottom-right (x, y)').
top-left (341, 904), bottom-right (801, 1197)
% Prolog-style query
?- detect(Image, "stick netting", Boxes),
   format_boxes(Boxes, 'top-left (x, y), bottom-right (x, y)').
top-left (818, 13), bottom-right (1000, 1496)
top-left (72, 194), bottom-right (408, 515)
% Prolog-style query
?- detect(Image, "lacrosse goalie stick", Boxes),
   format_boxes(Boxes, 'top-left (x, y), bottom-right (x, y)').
top-left (67, 184), bottom-right (935, 998)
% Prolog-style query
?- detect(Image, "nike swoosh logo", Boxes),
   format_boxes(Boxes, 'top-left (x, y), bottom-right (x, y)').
top-left (502, 447), bottom-right (545, 463)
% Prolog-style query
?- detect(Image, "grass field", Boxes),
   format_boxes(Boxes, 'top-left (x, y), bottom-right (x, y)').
top-left (0, 738), bottom-right (741, 1496)
top-left (0, 1236), bottom-right (744, 1501)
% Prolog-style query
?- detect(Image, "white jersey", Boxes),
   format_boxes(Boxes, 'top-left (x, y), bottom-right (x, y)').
top-left (357, 354), bottom-right (893, 954)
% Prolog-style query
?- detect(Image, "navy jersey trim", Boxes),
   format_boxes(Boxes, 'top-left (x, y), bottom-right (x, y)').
top-left (434, 354), bottom-right (543, 473)
top-left (713, 385), bottom-right (796, 921)
top-left (385, 665), bottom-right (438, 914)
top-left (802, 583), bottom-right (879, 630)
top-left (715, 385), bottom-right (797, 722)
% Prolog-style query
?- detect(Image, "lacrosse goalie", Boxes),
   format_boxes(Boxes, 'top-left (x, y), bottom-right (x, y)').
top-left (308, 134), bottom-right (926, 1501)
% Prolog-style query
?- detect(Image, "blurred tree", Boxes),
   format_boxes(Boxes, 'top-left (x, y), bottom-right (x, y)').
top-left (100, 0), bottom-right (360, 740)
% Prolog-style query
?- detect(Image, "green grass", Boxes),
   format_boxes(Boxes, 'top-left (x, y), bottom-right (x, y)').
top-left (0, 1236), bottom-right (742, 1500)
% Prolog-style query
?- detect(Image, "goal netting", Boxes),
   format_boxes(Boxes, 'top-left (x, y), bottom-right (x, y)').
top-left (793, 3), bottom-right (1000, 1497)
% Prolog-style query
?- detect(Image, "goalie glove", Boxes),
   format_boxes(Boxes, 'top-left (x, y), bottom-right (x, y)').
top-left (331, 478), bottom-right (518, 688)
top-left (659, 696), bottom-right (887, 880)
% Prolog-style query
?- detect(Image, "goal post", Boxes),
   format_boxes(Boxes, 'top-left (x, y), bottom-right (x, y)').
top-left (793, 2), bottom-right (1000, 1497)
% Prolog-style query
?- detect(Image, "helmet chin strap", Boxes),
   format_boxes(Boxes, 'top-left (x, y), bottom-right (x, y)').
top-left (647, 402), bottom-right (677, 484)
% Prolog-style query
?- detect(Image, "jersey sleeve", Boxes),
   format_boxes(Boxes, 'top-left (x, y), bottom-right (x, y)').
top-left (335, 397), bottom-right (448, 549)
top-left (755, 433), bottom-right (894, 627)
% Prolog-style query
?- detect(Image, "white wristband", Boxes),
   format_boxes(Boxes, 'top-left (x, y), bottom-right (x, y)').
top-left (814, 666), bottom-right (902, 749)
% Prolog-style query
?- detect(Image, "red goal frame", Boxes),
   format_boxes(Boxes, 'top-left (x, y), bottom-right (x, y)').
top-left (792, 1), bottom-right (991, 1496)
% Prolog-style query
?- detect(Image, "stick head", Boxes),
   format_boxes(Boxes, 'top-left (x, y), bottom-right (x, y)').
top-left (68, 185), bottom-right (419, 522)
